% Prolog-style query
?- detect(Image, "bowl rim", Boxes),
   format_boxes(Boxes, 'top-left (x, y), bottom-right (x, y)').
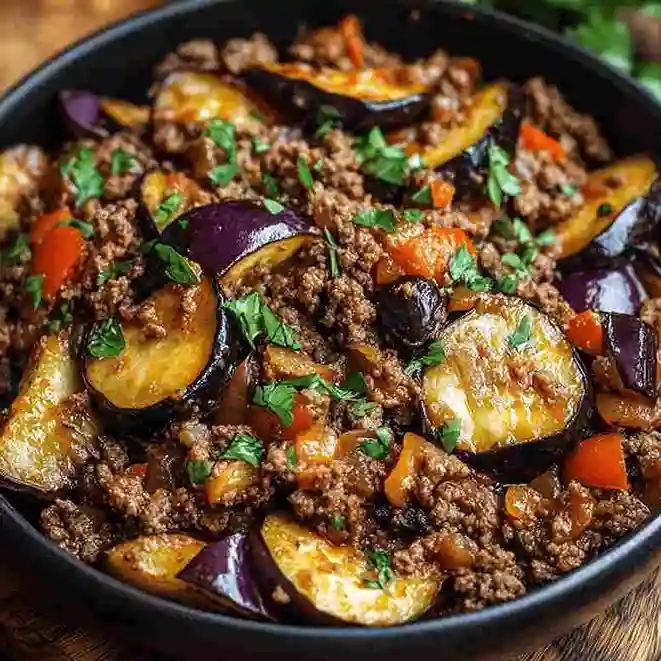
top-left (1, 0), bottom-right (661, 641)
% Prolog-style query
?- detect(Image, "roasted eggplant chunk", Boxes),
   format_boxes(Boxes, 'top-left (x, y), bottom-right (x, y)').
top-left (0, 334), bottom-right (90, 493)
top-left (250, 513), bottom-right (441, 626)
top-left (374, 276), bottom-right (448, 349)
top-left (603, 312), bottom-right (658, 399)
top-left (84, 277), bottom-right (235, 434)
top-left (154, 72), bottom-right (274, 129)
top-left (178, 532), bottom-right (273, 619)
top-left (244, 64), bottom-right (430, 132)
top-left (558, 262), bottom-right (647, 315)
top-left (160, 200), bottom-right (316, 289)
top-left (555, 156), bottom-right (658, 263)
top-left (422, 295), bottom-right (590, 480)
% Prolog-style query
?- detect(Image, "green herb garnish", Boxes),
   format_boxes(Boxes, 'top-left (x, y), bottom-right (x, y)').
top-left (263, 198), bottom-right (284, 214)
top-left (261, 172), bottom-right (280, 197)
top-left (324, 228), bottom-right (340, 278)
top-left (331, 513), bottom-right (345, 530)
top-left (154, 193), bottom-right (183, 230)
top-left (364, 549), bottom-right (394, 590)
top-left (45, 302), bottom-right (74, 333)
top-left (359, 427), bottom-right (392, 460)
top-left (110, 148), bottom-right (138, 176)
top-left (342, 372), bottom-right (368, 396)
top-left (153, 243), bottom-right (200, 285)
top-left (315, 105), bottom-right (342, 138)
top-left (3, 233), bottom-right (30, 266)
top-left (353, 209), bottom-right (397, 233)
top-left (560, 183), bottom-right (577, 197)
top-left (209, 163), bottom-right (240, 186)
top-left (97, 259), bottom-right (133, 287)
top-left (252, 136), bottom-right (271, 154)
top-left (405, 340), bottom-right (446, 376)
top-left (220, 433), bottom-right (264, 467)
top-left (410, 185), bottom-right (432, 206)
top-left (449, 246), bottom-right (492, 292)
top-left (402, 209), bottom-right (424, 223)
top-left (287, 446), bottom-right (297, 466)
top-left (497, 273), bottom-right (520, 294)
top-left (508, 314), bottom-right (533, 350)
top-left (59, 218), bottom-right (95, 239)
top-left (61, 147), bottom-right (104, 208)
top-left (186, 459), bottom-right (214, 485)
top-left (354, 127), bottom-right (409, 186)
top-left (25, 274), bottom-right (44, 309)
top-left (87, 316), bottom-right (125, 358)
top-left (297, 156), bottom-right (314, 191)
top-left (204, 119), bottom-right (236, 161)
top-left (437, 419), bottom-right (461, 453)
top-left (597, 202), bottom-right (614, 217)
top-left (486, 142), bottom-right (521, 207)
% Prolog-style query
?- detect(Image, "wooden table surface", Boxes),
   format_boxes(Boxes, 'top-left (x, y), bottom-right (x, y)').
top-left (0, 2), bottom-right (660, 660)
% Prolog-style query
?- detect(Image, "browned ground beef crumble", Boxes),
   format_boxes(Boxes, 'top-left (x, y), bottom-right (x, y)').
top-left (0, 15), bottom-right (659, 624)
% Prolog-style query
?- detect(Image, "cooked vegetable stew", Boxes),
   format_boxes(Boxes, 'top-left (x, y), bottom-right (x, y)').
top-left (2, 15), bottom-right (661, 626)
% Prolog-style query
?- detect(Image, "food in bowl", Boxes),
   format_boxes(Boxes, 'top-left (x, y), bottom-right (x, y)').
top-left (0, 14), bottom-right (660, 626)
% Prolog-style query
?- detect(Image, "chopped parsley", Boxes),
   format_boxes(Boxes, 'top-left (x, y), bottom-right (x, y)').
top-left (153, 192), bottom-right (183, 230)
top-left (353, 208), bottom-right (397, 233)
top-left (315, 105), bottom-right (342, 139)
top-left (220, 433), bottom-right (264, 467)
top-left (359, 427), bottom-right (393, 460)
top-left (508, 314), bottom-right (533, 350)
top-left (46, 302), bottom-right (74, 333)
top-left (354, 127), bottom-right (409, 186)
top-left (60, 147), bottom-right (105, 208)
top-left (110, 148), bottom-right (138, 176)
top-left (3, 233), bottom-right (30, 266)
top-left (449, 246), bottom-right (492, 292)
top-left (153, 243), bottom-right (200, 285)
top-left (25, 274), bottom-right (44, 309)
top-left (535, 229), bottom-right (555, 247)
top-left (597, 202), bottom-right (614, 217)
top-left (261, 172), bottom-right (280, 197)
top-left (263, 198), bottom-right (284, 214)
top-left (342, 372), bottom-right (368, 396)
top-left (497, 273), bottom-right (520, 294)
top-left (97, 260), bottom-right (132, 287)
top-left (486, 141), bottom-right (521, 207)
top-left (560, 183), bottom-right (577, 197)
top-left (364, 549), bottom-right (394, 590)
top-left (59, 218), bottom-right (95, 239)
top-left (186, 459), bottom-right (213, 485)
top-left (252, 136), bottom-right (271, 154)
top-left (204, 119), bottom-right (236, 161)
top-left (312, 159), bottom-right (324, 172)
top-left (348, 399), bottom-right (378, 418)
top-left (437, 419), bottom-right (461, 453)
top-left (409, 185), bottom-right (432, 206)
top-left (331, 513), bottom-right (345, 530)
top-left (87, 316), bottom-right (125, 358)
top-left (287, 446), bottom-right (297, 466)
top-left (402, 209), bottom-right (424, 223)
top-left (223, 292), bottom-right (301, 350)
top-left (297, 156), bottom-right (314, 191)
top-left (405, 340), bottom-right (446, 375)
top-left (209, 162), bottom-right (240, 186)
top-left (324, 228), bottom-right (340, 278)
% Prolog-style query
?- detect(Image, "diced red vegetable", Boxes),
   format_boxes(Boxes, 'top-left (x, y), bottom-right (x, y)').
top-left (30, 208), bottom-right (72, 246)
top-left (430, 179), bottom-right (455, 208)
top-left (564, 432), bottom-right (629, 490)
top-left (282, 393), bottom-right (317, 441)
top-left (339, 15), bottom-right (365, 69)
top-left (520, 121), bottom-right (565, 161)
top-left (564, 310), bottom-right (604, 356)
top-left (373, 256), bottom-right (405, 285)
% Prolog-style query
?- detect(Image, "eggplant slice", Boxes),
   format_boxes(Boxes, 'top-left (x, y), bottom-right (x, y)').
top-left (422, 295), bottom-right (590, 480)
top-left (251, 514), bottom-right (441, 626)
top-left (244, 64), bottom-right (430, 132)
top-left (154, 72), bottom-right (275, 129)
top-left (84, 277), bottom-right (235, 434)
top-left (555, 156), bottom-right (659, 263)
top-left (0, 333), bottom-right (89, 493)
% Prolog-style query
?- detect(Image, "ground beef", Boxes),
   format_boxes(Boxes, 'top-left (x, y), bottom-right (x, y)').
top-left (220, 33), bottom-right (278, 74)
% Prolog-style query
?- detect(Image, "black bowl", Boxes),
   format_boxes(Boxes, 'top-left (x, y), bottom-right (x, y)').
top-left (1, 1), bottom-right (661, 659)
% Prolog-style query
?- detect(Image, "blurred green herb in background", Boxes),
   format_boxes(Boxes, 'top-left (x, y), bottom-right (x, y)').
top-left (461, 1), bottom-right (661, 99)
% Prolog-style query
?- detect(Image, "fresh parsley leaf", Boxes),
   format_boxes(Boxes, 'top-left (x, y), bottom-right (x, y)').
top-left (449, 246), bottom-right (492, 292)
top-left (410, 185), bottom-right (432, 206)
top-left (284, 374), bottom-right (362, 402)
top-left (210, 162), bottom-right (240, 186)
top-left (354, 127), bottom-right (409, 186)
top-left (315, 105), bottom-right (342, 139)
top-left (497, 273), bottom-right (520, 294)
top-left (252, 136), bottom-right (271, 154)
top-left (486, 141), bottom-right (521, 207)
top-left (324, 228), bottom-right (340, 278)
top-left (297, 156), bottom-right (314, 190)
top-left (186, 459), bottom-right (213, 485)
top-left (204, 119), bottom-right (236, 160)
top-left (342, 372), bottom-right (368, 396)
top-left (493, 215), bottom-right (515, 240)
top-left (501, 252), bottom-right (524, 271)
top-left (597, 202), bottom-right (614, 218)
top-left (153, 243), bottom-right (200, 285)
top-left (25, 274), bottom-right (44, 309)
top-left (348, 399), bottom-right (378, 418)
top-left (262, 172), bottom-right (280, 197)
top-left (331, 513), bottom-right (345, 530)
top-left (508, 314), bottom-right (533, 350)
top-left (263, 198), bottom-right (284, 214)
top-left (96, 259), bottom-right (132, 287)
top-left (137, 238), bottom-right (157, 255)
top-left (353, 209), bottom-right (397, 233)
top-left (59, 218), bottom-right (95, 239)
top-left (405, 340), bottom-right (446, 375)
top-left (110, 148), bottom-right (138, 176)
top-left (359, 427), bottom-right (392, 460)
top-left (437, 419), bottom-right (461, 453)
top-left (535, 228), bottom-right (555, 247)
top-left (402, 209), bottom-right (424, 223)
top-left (253, 381), bottom-right (298, 427)
top-left (61, 147), bottom-right (104, 208)
top-left (154, 193), bottom-right (183, 230)
top-left (223, 293), bottom-right (300, 350)
top-left (287, 446), bottom-right (297, 466)
top-left (45, 302), bottom-right (74, 333)
top-left (312, 159), bottom-right (323, 172)
top-left (220, 433), bottom-right (264, 467)
top-left (3, 233), bottom-right (30, 266)
top-left (178, 217), bottom-right (189, 230)
top-left (521, 245), bottom-right (539, 267)
top-left (512, 218), bottom-right (534, 245)
top-left (560, 183), bottom-right (577, 197)
top-left (87, 316), bottom-right (125, 358)
top-left (363, 549), bottom-right (394, 590)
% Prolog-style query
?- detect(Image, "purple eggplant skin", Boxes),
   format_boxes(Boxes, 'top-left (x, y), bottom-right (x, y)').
top-left (177, 533), bottom-right (275, 621)
top-left (243, 68), bottom-right (431, 133)
top-left (59, 90), bottom-right (106, 138)
top-left (83, 278), bottom-right (237, 437)
top-left (602, 312), bottom-right (658, 399)
top-left (557, 261), bottom-right (647, 315)
top-left (437, 84), bottom-right (524, 200)
top-left (159, 200), bottom-right (316, 288)
top-left (374, 276), bottom-right (448, 349)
